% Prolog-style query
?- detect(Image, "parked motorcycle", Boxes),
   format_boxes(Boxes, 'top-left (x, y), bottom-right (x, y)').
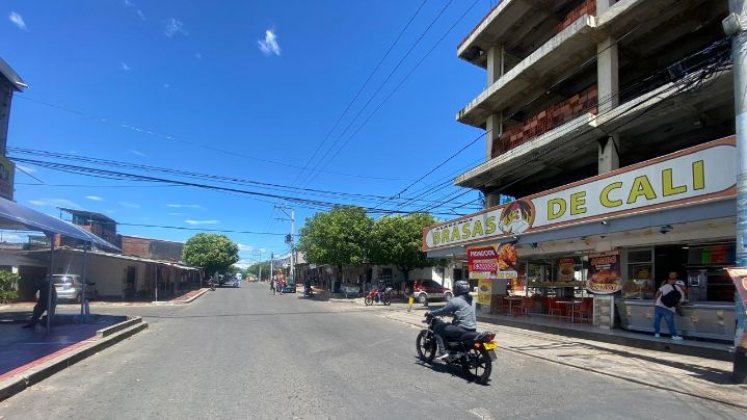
top-left (364, 287), bottom-right (392, 306)
top-left (416, 313), bottom-right (497, 384)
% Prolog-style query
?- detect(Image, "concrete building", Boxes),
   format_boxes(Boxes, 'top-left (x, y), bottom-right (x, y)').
top-left (118, 235), bottom-right (184, 263)
top-left (0, 57), bottom-right (26, 200)
top-left (57, 208), bottom-right (118, 248)
top-left (423, 0), bottom-right (739, 341)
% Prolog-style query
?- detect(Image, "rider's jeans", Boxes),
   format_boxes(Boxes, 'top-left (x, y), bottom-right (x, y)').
top-left (433, 319), bottom-right (470, 354)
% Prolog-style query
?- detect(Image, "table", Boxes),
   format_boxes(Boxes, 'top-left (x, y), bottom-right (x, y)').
top-left (556, 300), bottom-right (582, 322)
top-left (504, 297), bottom-right (524, 316)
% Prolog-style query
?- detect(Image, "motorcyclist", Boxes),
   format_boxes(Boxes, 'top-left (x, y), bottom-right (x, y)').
top-left (426, 280), bottom-right (476, 362)
top-left (377, 279), bottom-right (387, 303)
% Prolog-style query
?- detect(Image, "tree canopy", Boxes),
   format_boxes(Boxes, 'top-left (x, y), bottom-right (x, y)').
top-left (369, 213), bottom-right (437, 280)
top-left (298, 206), bottom-right (373, 272)
top-left (182, 233), bottom-right (239, 276)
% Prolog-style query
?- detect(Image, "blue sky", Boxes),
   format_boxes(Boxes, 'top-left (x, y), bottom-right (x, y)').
top-left (1, 0), bottom-right (491, 267)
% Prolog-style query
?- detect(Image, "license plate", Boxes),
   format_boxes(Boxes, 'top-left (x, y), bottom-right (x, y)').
top-left (483, 341), bottom-right (497, 350)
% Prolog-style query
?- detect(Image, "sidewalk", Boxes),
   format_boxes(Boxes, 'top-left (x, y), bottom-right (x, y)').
top-left (0, 288), bottom-right (209, 311)
top-left (379, 308), bottom-right (747, 410)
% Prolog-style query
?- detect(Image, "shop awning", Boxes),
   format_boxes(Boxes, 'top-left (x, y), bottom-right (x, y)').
top-left (0, 197), bottom-right (119, 252)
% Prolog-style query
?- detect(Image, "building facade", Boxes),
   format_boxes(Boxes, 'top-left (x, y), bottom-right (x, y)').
top-left (0, 57), bottom-right (26, 200)
top-left (424, 0), bottom-right (738, 341)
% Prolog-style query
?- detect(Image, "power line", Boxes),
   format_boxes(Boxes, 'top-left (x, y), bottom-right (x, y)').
top-left (298, 0), bottom-right (456, 188)
top-left (13, 96), bottom-right (412, 183)
top-left (291, 0), bottom-right (430, 187)
top-left (304, 0), bottom-right (482, 188)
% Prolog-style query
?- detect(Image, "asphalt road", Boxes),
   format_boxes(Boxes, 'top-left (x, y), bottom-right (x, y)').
top-left (1, 283), bottom-right (744, 420)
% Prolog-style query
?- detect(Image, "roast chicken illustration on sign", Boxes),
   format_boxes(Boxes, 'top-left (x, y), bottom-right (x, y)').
top-left (499, 200), bottom-right (535, 234)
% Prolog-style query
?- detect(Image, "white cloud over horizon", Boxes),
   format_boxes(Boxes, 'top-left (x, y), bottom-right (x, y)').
top-left (9, 12), bottom-right (26, 31)
top-left (130, 149), bottom-right (146, 157)
top-left (258, 29), bottom-right (281, 56)
top-left (164, 18), bottom-right (187, 38)
top-left (169, 212), bottom-right (187, 216)
top-left (85, 195), bottom-right (104, 202)
top-left (167, 203), bottom-right (202, 209)
top-left (185, 219), bottom-right (219, 225)
top-left (123, 0), bottom-right (146, 21)
top-left (29, 198), bottom-right (83, 210)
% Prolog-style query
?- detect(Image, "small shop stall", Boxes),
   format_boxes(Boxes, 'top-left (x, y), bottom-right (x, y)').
top-left (620, 243), bottom-right (736, 341)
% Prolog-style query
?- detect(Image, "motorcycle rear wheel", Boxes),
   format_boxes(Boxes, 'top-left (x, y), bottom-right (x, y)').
top-left (461, 347), bottom-right (492, 384)
top-left (364, 296), bottom-right (373, 306)
top-left (416, 330), bottom-right (436, 363)
top-left (382, 296), bottom-right (391, 306)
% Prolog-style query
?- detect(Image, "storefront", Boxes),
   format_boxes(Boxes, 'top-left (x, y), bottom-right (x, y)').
top-left (423, 137), bottom-right (739, 342)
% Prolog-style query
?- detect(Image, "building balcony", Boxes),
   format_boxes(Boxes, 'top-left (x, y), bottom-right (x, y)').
top-left (456, 15), bottom-right (597, 128)
top-left (454, 69), bottom-right (733, 196)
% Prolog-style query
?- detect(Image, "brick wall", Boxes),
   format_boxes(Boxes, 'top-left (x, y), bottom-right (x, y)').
top-left (492, 85), bottom-right (598, 158)
top-left (556, 0), bottom-right (596, 33)
top-left (120, 236), bottom-right (184, 262)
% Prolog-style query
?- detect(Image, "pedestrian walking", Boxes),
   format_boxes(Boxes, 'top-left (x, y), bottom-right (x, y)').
top-left (653, 271), bottom-right (685, 340)
top-left (270, 278), bottom-right (276, 295)
top-left (23, 277), bottom-right (57, 329)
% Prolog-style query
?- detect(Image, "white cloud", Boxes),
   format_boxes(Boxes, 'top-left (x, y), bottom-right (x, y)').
top-left (120, 62), bottom-right (131, 71)
top-left (164, 18), bottom-right (187, 38)
top-left (0, 233), bottom-right (24, 243)
top-left (130, 149), bottom-right (146, 157)
top-left (185, 219), bottom-right (219, 225)
top-left (104, 209), bottom-right (116, 214)
top-left (9, 12), bottom-right (27, 31)
top-left (167, 203), bottom-right (202, 209)
top-left (28, 198), bottom-right (83, 210)
top-left (238, 243), bottom-right (255, 252)
top-left (119, 201), bottom-right (140, 209)
top-left (123, 1), bottom-right (146, 21)
top-left (85, 195), bottom-right (104, 202)
top-left (169, 212), bottom-right (187, 216)
top-left (258, 29), bottom-right (281, 56)
top-left (16, 164), bottom-right (36, 173)
top-left (194, 52), bottom-right (202, 59)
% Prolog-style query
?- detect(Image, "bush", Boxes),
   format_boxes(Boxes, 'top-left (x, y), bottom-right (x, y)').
top-left (0, 270), bottom-right (20, 303)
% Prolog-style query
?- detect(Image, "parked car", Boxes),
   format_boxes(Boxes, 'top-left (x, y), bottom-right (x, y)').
top-left (404, 279), bottom-right (452, 306)
top-left (52, 274), bottom-right (97, 303)
top-left (281, 284), bottom-right (296, 293)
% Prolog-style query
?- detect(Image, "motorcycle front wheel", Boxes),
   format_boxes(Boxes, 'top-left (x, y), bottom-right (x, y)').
top-left (461, 347), bottom-right (492, 384)
top-left (364, 296), bottom-right (373, 306)
top-left (382, 295), bottom-right (391, 306)
top-left (416, 330), bottom-right (436, 363)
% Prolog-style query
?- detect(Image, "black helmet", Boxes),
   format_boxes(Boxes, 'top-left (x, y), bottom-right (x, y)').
top-left (453, 280), bottom-right (470, 296)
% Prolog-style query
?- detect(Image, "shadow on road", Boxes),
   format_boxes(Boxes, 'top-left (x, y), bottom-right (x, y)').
top-left (413, 356), bottom-right (491, 386)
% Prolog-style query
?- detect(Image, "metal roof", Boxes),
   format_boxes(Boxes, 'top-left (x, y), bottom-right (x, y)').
top-left (0, 57), bottom-right (27, 91)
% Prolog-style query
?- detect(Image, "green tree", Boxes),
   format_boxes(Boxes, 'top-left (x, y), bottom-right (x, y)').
top-left (182, 233), bottom-right (239, 276)
top-left (0, 270), bottom-right (20, 303)
top-left (369, 213), bottom-right (437, 282)
top-left (298, 206), bottom-right (373, 284)
top-left (247, 261), bottom-right (271, 281)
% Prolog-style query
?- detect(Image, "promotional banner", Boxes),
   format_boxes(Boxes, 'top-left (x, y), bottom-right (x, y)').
top-left (423, 137), bottom-right (736, 252)
top-left (587, 251), bottom-right (621, 294)
top-left (467, 246), bottom-right (497, 279)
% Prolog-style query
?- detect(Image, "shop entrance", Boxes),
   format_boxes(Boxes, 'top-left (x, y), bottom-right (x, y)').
top-left (654, 245), bottom-right (689, 288)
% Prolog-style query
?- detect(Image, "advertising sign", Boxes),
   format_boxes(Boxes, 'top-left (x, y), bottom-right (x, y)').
top-left (423, 137), bottom-right (736, 252)
top-left (0, 156), bottom-right (14, 200)
top-left (587, 251), bottom-right (622, 294)
top-left (558, 258), bottom-right (575, 282)
top-left (468, 246), bottom-right (498, 279)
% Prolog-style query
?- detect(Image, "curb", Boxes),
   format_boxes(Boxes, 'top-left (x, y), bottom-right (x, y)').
top-left (381, 311), bottom-right (747, 410)
top-left (177, 288), bottom-right (209, 304)
top-left (0, 317), bottom-right (148, 402)
top-left (477, 315), bottom-right (732, 362)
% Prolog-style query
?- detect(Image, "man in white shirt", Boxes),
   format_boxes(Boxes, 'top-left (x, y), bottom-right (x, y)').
top-left (653, 271), bottom-right (685, 340)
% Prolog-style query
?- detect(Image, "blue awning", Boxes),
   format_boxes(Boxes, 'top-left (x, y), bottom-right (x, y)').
top-left (0, 197), bottom-right (120, 252)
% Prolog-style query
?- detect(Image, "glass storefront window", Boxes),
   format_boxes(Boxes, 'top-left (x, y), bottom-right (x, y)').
top-left (624, 248), bottom-right (654, 299)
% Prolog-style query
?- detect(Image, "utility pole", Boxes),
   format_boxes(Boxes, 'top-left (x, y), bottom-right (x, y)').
top-left (724, 0), bottom-right (747, 383)
top-left (256, 250), bottom-right (263, 282)
top-left (275, 206), bottom-right (296, 286)
top-left (269, 252), bottom-right (274, 284)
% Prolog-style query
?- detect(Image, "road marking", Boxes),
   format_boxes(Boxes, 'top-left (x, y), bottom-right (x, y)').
top-left (468, 407), bottom-right (493, 420)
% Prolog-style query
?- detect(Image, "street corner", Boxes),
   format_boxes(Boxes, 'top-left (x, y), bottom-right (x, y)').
top-left (0, 315), bottom-right (148, 402)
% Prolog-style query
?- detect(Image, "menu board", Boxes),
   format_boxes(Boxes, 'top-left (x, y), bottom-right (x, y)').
top-left (587, 251), bottom-right (622, 294)
top-left (477, 278), bottom-right (492, 305)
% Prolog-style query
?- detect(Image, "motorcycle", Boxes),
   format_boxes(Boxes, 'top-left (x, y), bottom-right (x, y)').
top-left (208, 279), bottom-right (216, 291)
top-left (416, 313), bottom-right (497, 384)
top-left (303, 284), bottom-right (314, 297)
top-left (364, 287), bottom-right (392, 306)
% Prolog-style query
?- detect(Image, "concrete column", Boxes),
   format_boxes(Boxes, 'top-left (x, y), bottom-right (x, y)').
top-left (485, 113), bottom-right (503, 159)
top-left (598, 134), bottom-right (620, 173)
top-left (596, 0), bottom-right (615, 16)
top-left (485, 193), bottom-right (500, 208)
top-left (486, 45), bottom-right (504, 85)
top-left (597, 36), bottom-right (619, 114)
